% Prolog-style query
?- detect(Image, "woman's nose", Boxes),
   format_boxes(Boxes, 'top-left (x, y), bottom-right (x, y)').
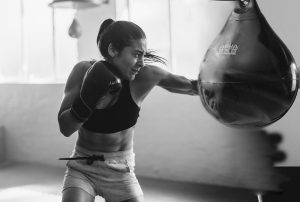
top-left (138, 56), bottom-right (145, 67)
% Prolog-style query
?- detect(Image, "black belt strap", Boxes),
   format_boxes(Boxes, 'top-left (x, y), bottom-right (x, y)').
top-left (59, 154), bottom-right (105, 165)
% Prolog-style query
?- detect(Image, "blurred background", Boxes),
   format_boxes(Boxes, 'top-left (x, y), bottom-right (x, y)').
top-left (0, 0), bottom-right (299, 201)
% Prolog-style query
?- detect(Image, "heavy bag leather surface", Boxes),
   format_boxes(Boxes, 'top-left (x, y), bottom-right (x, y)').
top-left (198, 0), bottom-right (299, 129)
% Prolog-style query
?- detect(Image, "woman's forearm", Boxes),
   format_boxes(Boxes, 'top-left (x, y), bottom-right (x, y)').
top-left (58, 108), bottom-right (83, 137)
top-left (162, 75), bottom-right (199, 95)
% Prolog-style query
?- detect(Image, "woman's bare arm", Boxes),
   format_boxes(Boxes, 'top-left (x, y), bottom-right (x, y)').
top-left (150, 65), bottom-right (198, 95)
top-left (58, 61), bottom-right (90, 137)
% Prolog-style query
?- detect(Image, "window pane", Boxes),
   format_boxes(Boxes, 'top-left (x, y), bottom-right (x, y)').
top-left (118, 0), bottom-right (235, 78)
top-left (0, 0), bottom-right (22, 82)
top-left (129, 0), bottom-right (170, 69)
top-left (116, 0), bottom-right (129, 20)
top-left (0, 0), bottom-right (77, 83)
top-left (171, 0), bottom-right (234, 78)
top-left (54, 9), bottom-right (78, 82)
top-left (23, 0), bottom-right (54, 82)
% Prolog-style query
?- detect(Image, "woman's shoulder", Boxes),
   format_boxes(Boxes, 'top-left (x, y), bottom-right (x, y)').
top-left (74, 60), bottom-right (96, 69)
top-left (137, 64), bottom-right (169, 80)
top-left (66, 60), bottom-right (96, 86)
top-left (72, 60), bottom-right (99, 75)
top-left (139, 64), bottom-right (160, 75)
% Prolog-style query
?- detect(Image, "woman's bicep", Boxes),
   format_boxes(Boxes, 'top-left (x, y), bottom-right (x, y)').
top-left (58, 62), bottom-right (86, 116)
top-left (58, 88), bottom-right (79, 117)
top-left (57, 63), bottom-right (88, 136)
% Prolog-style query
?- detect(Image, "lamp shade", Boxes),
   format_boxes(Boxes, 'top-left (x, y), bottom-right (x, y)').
top-left (48, 0), bottom-right (106, 9)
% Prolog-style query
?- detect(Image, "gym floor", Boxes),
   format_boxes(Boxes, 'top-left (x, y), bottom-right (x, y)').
top-left (0, 162), bottom-right (258, 202)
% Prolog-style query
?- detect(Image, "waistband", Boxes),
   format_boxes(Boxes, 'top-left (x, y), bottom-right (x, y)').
top-left (59, 144), bottom-right (134, 165)
top-left (74, 144), bottom-right (134, 158)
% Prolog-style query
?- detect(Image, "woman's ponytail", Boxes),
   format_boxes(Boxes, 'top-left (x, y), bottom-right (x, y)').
top-left (96, 18), bottom-right (114, 46)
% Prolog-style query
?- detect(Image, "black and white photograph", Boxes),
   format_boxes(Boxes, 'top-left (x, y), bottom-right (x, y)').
top-left (0, 0), bottom-right (299, 201)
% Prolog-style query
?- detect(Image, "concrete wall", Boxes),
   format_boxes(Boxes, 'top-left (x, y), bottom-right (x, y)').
top-left (0, 83), bottom-right (299, 190)
top-left (0, 84), bottom-right (76, 164)
top-left (0, 127), bottom-right (5, 162)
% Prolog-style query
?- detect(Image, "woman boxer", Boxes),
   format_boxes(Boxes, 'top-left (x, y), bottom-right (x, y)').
top-left (58, 18), bottom-right (198, 202)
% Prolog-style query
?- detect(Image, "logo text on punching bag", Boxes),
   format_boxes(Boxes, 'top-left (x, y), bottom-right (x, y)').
top-left (217, 43), bottom-right (239, 56)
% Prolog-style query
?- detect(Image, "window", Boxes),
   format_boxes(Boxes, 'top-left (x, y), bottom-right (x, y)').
top-left (116, 0), bottom-right (234, 78)
top-left (0, 0), bottom-right (234, 83)
top-left (0, 0), bottom-right (77, 83)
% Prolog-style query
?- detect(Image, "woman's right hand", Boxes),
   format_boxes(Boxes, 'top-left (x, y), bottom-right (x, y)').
top-left (70, 61), bottom-right (122, 122)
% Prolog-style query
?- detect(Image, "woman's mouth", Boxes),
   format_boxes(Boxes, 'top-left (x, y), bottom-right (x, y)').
top-left (131, 67), bottom-right (141, 75)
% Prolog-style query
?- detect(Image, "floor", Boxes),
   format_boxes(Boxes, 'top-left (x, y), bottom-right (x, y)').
top-left (0, 161), bottom-right (260, 202)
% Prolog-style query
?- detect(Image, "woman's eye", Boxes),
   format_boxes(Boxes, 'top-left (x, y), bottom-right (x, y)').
top-left (133, 52), bottom-right (144, 59)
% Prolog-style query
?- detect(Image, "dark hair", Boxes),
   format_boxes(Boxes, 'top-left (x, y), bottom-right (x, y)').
top-left (97, 18), bottom-right (166, 65)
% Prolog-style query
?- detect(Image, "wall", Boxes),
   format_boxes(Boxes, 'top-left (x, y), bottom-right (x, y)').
top-left (0, 84), bottom-right (76, 164)
top-left (0, 0), bottom-right (300, 190)
top-left (0, 127), bottom-right (5, 162)
top-left (0, 83), bottom-right (299, 190)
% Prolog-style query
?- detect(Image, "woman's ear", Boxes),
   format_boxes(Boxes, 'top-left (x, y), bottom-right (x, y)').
top-left (108, 43), bottom-right (118, 58)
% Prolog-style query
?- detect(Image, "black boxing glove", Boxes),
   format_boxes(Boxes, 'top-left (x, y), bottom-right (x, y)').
top-left (70, 61), bottom-right (122, 122)
top-left (190, 79), bottom-right (199, 95)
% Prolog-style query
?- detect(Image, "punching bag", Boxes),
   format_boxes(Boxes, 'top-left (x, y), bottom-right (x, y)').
top-left (68, 18), bottom-right (82, 38)
top-left (198, 0), bottom-right (299, 129)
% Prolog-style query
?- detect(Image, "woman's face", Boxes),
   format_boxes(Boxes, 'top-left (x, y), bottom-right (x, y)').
top-left (112, 38), bottom-right (147, 80)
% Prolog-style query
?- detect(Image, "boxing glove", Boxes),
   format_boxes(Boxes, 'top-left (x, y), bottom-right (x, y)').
top-left (190, 79), bottom-right (199, 95)
top-left (70, 61), bottom-right (122, 122)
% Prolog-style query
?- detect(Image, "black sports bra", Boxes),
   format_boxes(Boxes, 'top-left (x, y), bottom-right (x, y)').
top-left (82, 62), bottom-right (140, 133)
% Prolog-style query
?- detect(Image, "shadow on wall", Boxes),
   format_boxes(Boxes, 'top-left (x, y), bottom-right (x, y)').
top-left (0, 126), bottom-right (5, 162)
top-left (224, 129), bottom-right (288, 192)
top-left (0, 84), bottom-right (292, 194)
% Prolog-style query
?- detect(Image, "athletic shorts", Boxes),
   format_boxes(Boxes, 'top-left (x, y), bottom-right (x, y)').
top-left (62, 145), bottom-right (143, 202)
